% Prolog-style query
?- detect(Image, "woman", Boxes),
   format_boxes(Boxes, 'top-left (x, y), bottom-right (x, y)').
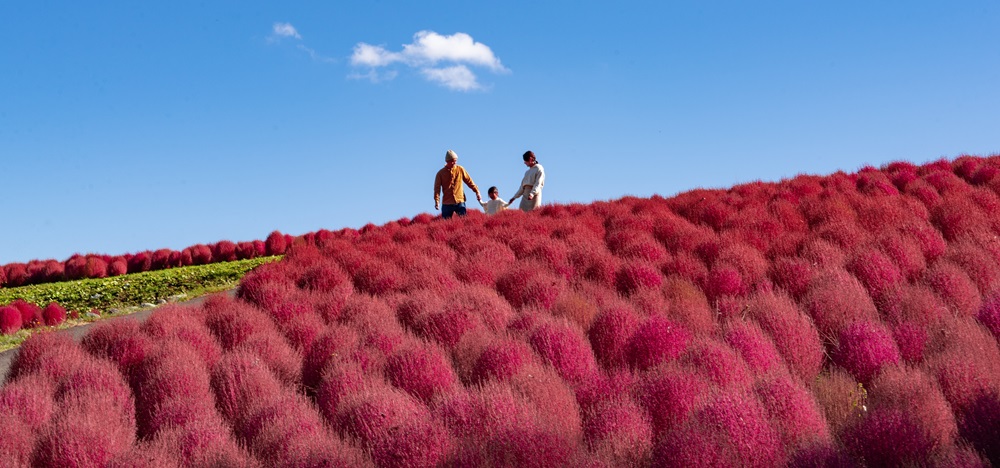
top-left (509, 150), bottom-right (545, 212)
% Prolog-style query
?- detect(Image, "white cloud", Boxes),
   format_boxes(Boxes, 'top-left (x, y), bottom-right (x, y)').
top-left (421, 65), bottom-right (480, 91)
top-left (350, 30), bottom-right (508, 91)
top-left (271, 22), bottom-right (301, 40)
top-left (350, 43), bottom-right (401, 67)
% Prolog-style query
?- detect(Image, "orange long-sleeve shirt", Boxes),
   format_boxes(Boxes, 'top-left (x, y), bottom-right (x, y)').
top-left (434, 164), bottom-right (480, 205)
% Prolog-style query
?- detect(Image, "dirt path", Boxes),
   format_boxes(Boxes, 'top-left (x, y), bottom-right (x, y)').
top-left (0, 289), bottom-right (236, 383)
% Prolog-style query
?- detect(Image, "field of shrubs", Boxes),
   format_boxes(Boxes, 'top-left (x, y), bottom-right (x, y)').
top-left (2, 155), bottom-right (1000, 466)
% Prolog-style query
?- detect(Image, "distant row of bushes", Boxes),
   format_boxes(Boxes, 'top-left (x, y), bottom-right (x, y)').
top-left (0, 232), bottom-right (293, 289)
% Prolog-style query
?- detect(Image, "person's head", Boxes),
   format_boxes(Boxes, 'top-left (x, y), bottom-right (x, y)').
top-left (488, 186), bottom-right (499, 199)
top-left (522, 150), bottom-right (536, 167)
top-left (445, 149), bottom-right (458, 167)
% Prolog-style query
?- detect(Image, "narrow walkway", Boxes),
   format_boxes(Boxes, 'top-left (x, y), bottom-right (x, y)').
top-left (0, 289), bottom-right (236, 383)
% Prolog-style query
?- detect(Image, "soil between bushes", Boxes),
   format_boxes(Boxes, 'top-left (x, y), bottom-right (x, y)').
top-left (0, 289), bottom-right (236, 382)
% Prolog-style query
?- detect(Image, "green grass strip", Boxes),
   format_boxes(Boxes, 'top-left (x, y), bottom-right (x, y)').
top-left (0, 256), bottom-right (280, 351)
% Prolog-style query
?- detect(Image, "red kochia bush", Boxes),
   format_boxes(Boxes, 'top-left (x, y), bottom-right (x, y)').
top-left (615, 262), bottom-right (663, 295)
top-left (81, 319), bottom-right (154, 377)
top-left (12, 299), bottom-right (42, 329)
top-left (0, 305), bottom-right (22, 335)
top-left (847, 247), bottom-right (903, 298)
top-left (834, 321), bottom-right (901, 384)
top-left (212, 241), bottom-right (238, 262)
top-left (842, 408), bottom-right (936, 467)
top-left (589, 306), bottom-right (642, 369)
top-left (41, 302), bottom-right (66, 326)
top-left (472, 337), bottom-right (537, 383)
top-left (0, 373), bottom-right (56, 431)
top-left (724, 321), bottom-right (785, 374)
top-left (265, 230), bottom-right (288, 256)
top-left (32, 394), bottom-right (136, 467)
top-left (529, 320), bottom-right (600, 385)
top-left (626, 316), bottom-right (692, 372)
top-left (654, 391), bottom-right (784, 467)
top-left (384, 341), bottom-right (459, 403)
top-left (753, 375), bottom-right (831, 452)
top-left (335, 387), bottom-right (452, 468)
top-left (923, 260), bottom-right (982, 318)
top-left (7, 331), bottom-right (89, 383)
top-left (583, 397), bottom-right (653, 466)
top-left (802, 269), bottom-right (880, 336)
top-left (744, 291), bottom-right (824, 382)
top-left (495, 262), bottom-right (566, 310)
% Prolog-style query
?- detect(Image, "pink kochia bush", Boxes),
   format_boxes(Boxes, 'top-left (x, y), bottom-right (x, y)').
top-left (7, 154), bottom-right (1000, 465)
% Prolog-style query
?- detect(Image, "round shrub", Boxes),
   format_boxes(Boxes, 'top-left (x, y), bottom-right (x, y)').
top-left (384, 341), bottom-right (459, 403)
top-left (589, 306), bottom-right (641, 369)
top-left (924, 260), bottom-right (982, 318)
top-left (81, 319), bottom-right (154, 377)
top-left (495, 262), bottom-right (566, 311)
top-left (892, 322), bottom-right (928, 364)
top-left (869, 366), bottom-right (958, 449)
top-left (265, 230), bottom-right (287, 256)
top-left (682, 337), bottom-right (752, 390)
top-left (653, 391), bottom-right (784, 468)
top-left (802, 269), bottom-right (880, 337)
top-left (0, 373), bottom-right (56, 431)
top-left (615, 262), bottom-right (663, 295)
top-left (842, 407), bottom-right (936, 466)
top-left (41, 302), bottom-right (66, 327)
top-left (7, 331), bottom-right (88, 382)
top-left (956, 391), bottom-right (1000, 466)
top-left (626, 316), bottom-right (692, 371)
top-left (833, 321), bottom-right (901, 384)
top-left (529, 320), bottom-right (600, 384)
top-left (724, 321), bottom-right (784, 374)
top-left (472, 337), bottom-right (536, 383)
top-left (0, 305), bottom-right (22, 335)
top-left (212, 241), bottom-right (238, 262)
top-left (583, 397), bottom-right (653, 466)
top-left (11, 299), bottom-right (42, 329)
top-left (745, 291), bottom-right (824, 382)
top-left (636, 363), bottom-right (709, 435)
top-left (847, 247), bottom-right (903, 298)
top-left (753, 375), bottom-right (832, 451)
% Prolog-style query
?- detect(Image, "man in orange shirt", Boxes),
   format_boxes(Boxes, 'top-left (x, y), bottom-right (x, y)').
top-left (434, 149), bottom-right (482, 219)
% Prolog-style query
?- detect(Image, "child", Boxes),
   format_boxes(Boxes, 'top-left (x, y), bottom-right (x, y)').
top-left (480, 186), bottom-right (510, 215)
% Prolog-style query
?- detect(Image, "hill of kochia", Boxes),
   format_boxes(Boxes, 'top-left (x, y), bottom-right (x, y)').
top-left (3, 155), bottom-right (1000, 467)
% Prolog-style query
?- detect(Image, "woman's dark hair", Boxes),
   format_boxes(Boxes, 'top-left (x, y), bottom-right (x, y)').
top-left (522, 151), bottom-right (536, 162)
top-left (488, 186), bottom-right (498, 195)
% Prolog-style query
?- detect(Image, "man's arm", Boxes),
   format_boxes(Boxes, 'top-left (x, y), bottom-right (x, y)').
top-left (433, 172), bottom-right (442, 208)
top-left (463, 168), bottom-right (482, 201)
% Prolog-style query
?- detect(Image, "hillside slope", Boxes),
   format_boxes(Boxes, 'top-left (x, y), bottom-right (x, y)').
top-left (3, 155), bottom-right (1000, 466)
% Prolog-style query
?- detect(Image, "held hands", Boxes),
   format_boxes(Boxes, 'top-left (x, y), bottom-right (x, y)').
top-left (434, 203), bottom-right (439, 210)
top-left (527, 194), bottom-right (534, 200)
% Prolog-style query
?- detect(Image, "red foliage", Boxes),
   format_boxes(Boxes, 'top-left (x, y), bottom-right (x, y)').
top-left (32, 393), bottom-right (136, 467)
top-left (892, 322), bottom-right (928, 364)
top-left (265, 230), bottom-right (288, 256)
top-left (81, 319), bottom-right (154, 377)
top-left (956, 391), bottom-right (1000, 466)
top-left (615, 262), bottom-right (663, 295)
top-left (654, 391), bottom-right (785, 467)
top-left (212, 240), bottom-right (238, 262)
top-left (10, 299), bottom-right (42, 329)
top-left (724, 320), bottom-right (785, 374)
top-left (142, 306), bottom-right (223, 369)
top-left (0, 305), bottom-right (22, 335)
top-left (40, 302), bottom-right (65, 327)
top-left (334, 386), bottom-right (452, 467)
top-left (681, 336), bottom-right (752, 390)
top-left (753, 374), bottom-right (832, 452)
top-left (7, 331), bottom-right (88, 382)
top-left (923, 260), bottom-right (982, 318)
top-left (834, 321), bottom-right (901, 384)
top-left (495, 262), bottom-right (566, 311)
top-left (744, 291), bottom-right (824, 382)
top-left (768, 256), bottom-right (814, 299)
top-left (847, 247), bottom-right (904, 298)
top-left (868, 366), bottom-right (958, 449)
top-left (529, 319), bottom-right (600, 384)
top-left (0, 373), bottom-right (56, 431)
top-left (626, 316), bottom-right (692, 372)
top-left (588, 306), bottom-right (642, 369)
top-left (842, 407), bottom-right (936, 466)
top-left (472, 337), bottom-right (537, 383)
top-left (583, 396), bottom-right (653, 466)
top-left (300, 325), bottom-right (361, 393)
top-left (384, 341), bottom-right (459, 403)
top-left (802, 269), bottom-right (880, 336)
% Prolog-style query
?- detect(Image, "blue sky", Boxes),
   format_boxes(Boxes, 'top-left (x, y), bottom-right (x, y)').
top-left (1, 1), bottom-right (998, 265)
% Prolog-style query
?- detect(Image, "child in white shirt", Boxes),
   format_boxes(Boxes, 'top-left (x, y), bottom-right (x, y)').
top-left (480, 186), bottom-right (510, 215)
